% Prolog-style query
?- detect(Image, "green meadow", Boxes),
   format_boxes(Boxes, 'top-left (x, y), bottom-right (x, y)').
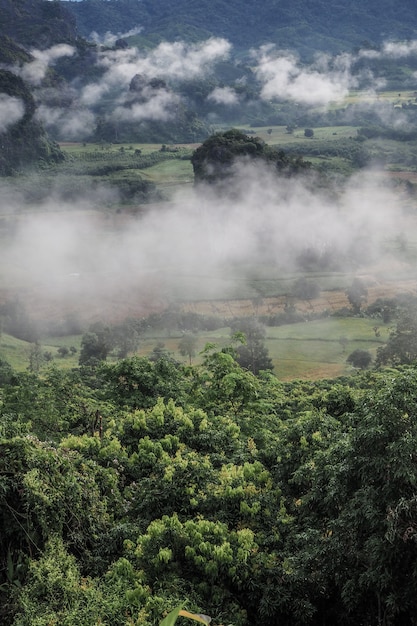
top-left (0, 316), bottom-right (388, 381)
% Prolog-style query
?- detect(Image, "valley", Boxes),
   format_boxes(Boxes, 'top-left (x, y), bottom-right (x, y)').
top-left (2, 116), bottom-right (417, 379)
top-left (3, 4), bottom-right (417, 624)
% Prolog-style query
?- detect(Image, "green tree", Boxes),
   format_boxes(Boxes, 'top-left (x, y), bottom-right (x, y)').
top-left (27, 342), bottom-right (45, 373)
top-left (0, 434), bottom-right (118, 608)
top-left (230, 319), bottom-right (273, 375)
top-left (111, 318), bottom-right (141, 358)
top-left (346, 278), bottom-right (368, 313)
top-left (149, 342), bottom-right (173, 362)
top-left (306, 369), bottom-right (417, 624)
top-left (78, 322), bottom-right (113, 366)
top-left (100, 356), bottom-right (186, 410)
top-left (178, 333), bottom-right (198, 365)
top-left (0, 358), bottom-right (13, 385)
top-left (130, 513), bottom-right (258, 626)
top-left (191, 129), bottom-right (309, 184)
top-left (11, 536), bottom-right (154, 626)
top-left (346, 349), bottom-right (372, 369)
top-left (376, 307), bottom-right (417, 366)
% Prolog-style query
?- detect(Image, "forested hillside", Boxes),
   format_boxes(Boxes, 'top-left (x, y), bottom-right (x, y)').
top-left (0, 69), bottom-right (64, 174)
top-left (0, 0), bottom-right (77, 48)
top-left (2, 347), bottom-right (417, 625)
top-left (0, 0), bottom-right (79, 172)
top-left (66, 0), bottom-right (417, 57)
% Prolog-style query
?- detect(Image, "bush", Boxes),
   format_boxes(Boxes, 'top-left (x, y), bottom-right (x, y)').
top-left (347, 349), bottom-right (372, 369)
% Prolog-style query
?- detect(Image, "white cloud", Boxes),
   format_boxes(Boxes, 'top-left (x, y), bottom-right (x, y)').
top-left (36, 105), bottom-right (96, 140)
top-left (86, 37), bottom-right (231, 99)
top-left (0, 156), bottom-right (407, 320)
top-left (111, 88), bottom-right (180, 122)
top-left (90, 26), bottom-right (144, 47)
top-left (0, 94), bottom-right (25, 132)
top-left (382, 40), bottom-right (417, 58)
top-left (253, 47), bottom-right (354, 106)
top-left (79, 37), bottom-right (232, 120)
top-left (357, 40), bottom-right (417, 60)
top-left (207, 86), bottom-right (239, 105)
top-left (80, 82), bottom-right (110, 107)
top-left (19, 44), bottom-right (76, 85)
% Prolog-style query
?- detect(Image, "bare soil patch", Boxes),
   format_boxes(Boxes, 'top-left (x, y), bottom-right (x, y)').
top-left (179, 280), bottom-right (417, 319)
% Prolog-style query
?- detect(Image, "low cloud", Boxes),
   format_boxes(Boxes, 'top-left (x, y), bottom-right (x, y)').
top-left (81, 37), bottom-right (231, 107)
top-left (100, 37), bottom-right (231, 81)
top-left (207, 86), bottom-right (239, 106)
top-left (36, 105), bottom-right (96, 140)
top-left (111, 88), bottom-right (180, 123)
top-left (78, 37), bottom-right (232, 124)
top-left (253, 46), bottom-right (354, 106)
top-left (356, 40), bottom-right (417, 63)
top-left (0, 159), bottom-right (405, 320)
top-left (90, 26), bottom-right (144, 47)
top-left (251, 40), bottom-right (417, 108)
top-left (19, 44), bottom-right (76, 85)
top-left (0, 94), bottom-right (25, 131)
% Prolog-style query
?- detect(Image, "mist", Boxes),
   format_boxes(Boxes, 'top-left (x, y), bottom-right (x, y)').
top-left (9, 35), bottom-right (417, 141)
top-left (0, 94), bottom-right (24, 131)
top-left (0, 158), bottom-right (409, 325)
top-left (18, 44), bottom-right (76, 86)
top-left (2, 35), bottom-right (417, 327)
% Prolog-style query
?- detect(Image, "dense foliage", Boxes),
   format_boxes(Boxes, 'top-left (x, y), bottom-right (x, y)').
top-left (191, 129), bottom-right (309, 184)
top-left (0, 70), bottom-right (64, 175)
top-left (0, 0), bottom-right (77, 48)
top-left (1, 343), bottom-right (417, 625)
top-left (66, 0), bottom-right (417, 58)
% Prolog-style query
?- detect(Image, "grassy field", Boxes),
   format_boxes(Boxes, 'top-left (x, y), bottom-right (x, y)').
top-left (0, 333), bottom-right (82, 371)
top-left (341, 90), bottom-right (417, 107)
top-left (0, 315), bottom-right (388, 381)
top-left (267, 317), bottom-right (386, 380)
top-left (138, 158), bottom-right (194, 190)
top-left (247, 125), bottom-right (359, 145)
top-left (136, 317), bottom-right (386, 380)
top-left (54, 124), bottom-right (417, 202)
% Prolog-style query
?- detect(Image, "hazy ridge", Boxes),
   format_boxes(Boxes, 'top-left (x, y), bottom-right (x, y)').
top-left (65, 0), bottom-right (417, 57)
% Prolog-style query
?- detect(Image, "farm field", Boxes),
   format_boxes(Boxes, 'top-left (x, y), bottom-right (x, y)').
top-left (266, 317), bottom-right (386, 379)
top-left (134, 316), bottom-right (387, 378)
top-left (0, 316), bottom-right (386, 380)
top-left (241, 124), bottom-right (360, 145)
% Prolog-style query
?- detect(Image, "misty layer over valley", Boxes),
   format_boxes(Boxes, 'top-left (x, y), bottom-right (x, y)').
top-left (0, 163), bottom-right (410, 326)
top-left (7, 34), bottom-right (417, 142)
top-left (2, 23), bottom-right (417, 328)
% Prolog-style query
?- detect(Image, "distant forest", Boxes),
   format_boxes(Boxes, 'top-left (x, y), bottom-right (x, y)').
top-left (65, 0), bottom-right (417, 57)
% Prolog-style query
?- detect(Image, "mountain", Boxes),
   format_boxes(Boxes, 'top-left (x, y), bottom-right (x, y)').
top-left (2, 0), bottom-right (417, 169)
top-left (0, 0), bottom-right (81, 173)
top-left (65, 0), bottom-right (417, 58)
top-left (0, 0), bottom-right (77, 49)
top-left (0, 69), bottom-right (64, 175)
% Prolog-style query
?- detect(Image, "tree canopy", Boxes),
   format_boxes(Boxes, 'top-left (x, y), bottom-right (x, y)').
top-left (191, 129), bottom-right (309, 184)
top-left (2, 344), bottom-right (417, 624)
top-left (0, 70), bottom-right (64, 175)
top-left (66, 0), bottom-right (417, 59)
